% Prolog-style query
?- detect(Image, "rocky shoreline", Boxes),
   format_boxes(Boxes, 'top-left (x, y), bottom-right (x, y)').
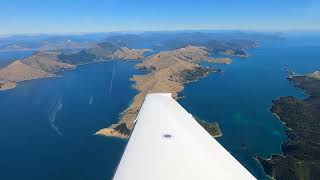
top-left (96, 46), bottom-right (230, 138)
top-left (259, 72), bottom-right (320, 180)
top-left (0, 80), bottom-right (16, 90)
top-left (194, 116), bottom-right (222, 138)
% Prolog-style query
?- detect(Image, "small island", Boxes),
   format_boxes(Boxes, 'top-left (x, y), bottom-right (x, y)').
top-left (259, 71), bottom-right (320, 180)
top-left (222, 49), bottom-right (249, 57)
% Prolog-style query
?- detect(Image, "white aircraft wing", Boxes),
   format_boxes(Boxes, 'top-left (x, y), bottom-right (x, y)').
top-left (113, 93), bottom-right (256, 180)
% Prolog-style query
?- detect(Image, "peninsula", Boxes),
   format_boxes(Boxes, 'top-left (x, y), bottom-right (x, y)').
top-left (0, 59), bottom-right (61, 90)
top-left (194, 116), bottom-right (223, 138)
top-left (96, 46), bottom-right (229, 138)
top-left (259, 71), bottom-right (320, 180)
top-left (223, 49), bottom-right (249, 57)
top-left (0, 43), bottom-right (150, 91)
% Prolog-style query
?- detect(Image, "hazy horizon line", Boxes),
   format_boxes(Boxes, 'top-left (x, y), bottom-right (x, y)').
top-left (1, 28), bottom-right (320, 37)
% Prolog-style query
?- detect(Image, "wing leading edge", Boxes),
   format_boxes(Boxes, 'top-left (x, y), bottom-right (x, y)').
top-left (113, 93), bottom-right (256, 180)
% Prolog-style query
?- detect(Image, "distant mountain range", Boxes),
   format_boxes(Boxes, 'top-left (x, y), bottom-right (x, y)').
top-left (58, 42), bottom-right (149, 64)
top-left (0, 41), bottom-right (150, 90)
top-left (0, 33), bottom-right (110, 51)
top-left (0, 31), bottom-right (280, 91)
top-left (0, 31), bottom-right (281, 51)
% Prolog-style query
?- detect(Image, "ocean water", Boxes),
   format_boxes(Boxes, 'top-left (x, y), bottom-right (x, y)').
top-left (0, 36), bottom-right (320, 179)
top-left (0, 50), bottom-right (34, 68)
top-left (178, 37), bottom-right (320, 179)
top-left (0, 60), bottom-right (145, 180)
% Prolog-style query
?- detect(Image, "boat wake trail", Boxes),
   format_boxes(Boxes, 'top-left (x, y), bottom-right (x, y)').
top-left (109, 61), bottom-right (116, 94)
top-left (49, 97), bottom-right (64, 136)
top-left (89, 96), bottom-right (93, 105)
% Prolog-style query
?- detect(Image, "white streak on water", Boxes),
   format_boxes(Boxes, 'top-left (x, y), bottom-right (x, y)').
top-left (109, 61), bottom-right (116, 94)
top-left (49, 97), bottom-right (64, 136)
top-left (89, 96), bottom-right (93, 105)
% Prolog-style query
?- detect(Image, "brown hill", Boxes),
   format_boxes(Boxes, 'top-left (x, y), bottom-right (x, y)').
top-left (0, 51), bottom-right (75, 90)
top-left (23, 51), bottom-right (75, 72)
top-left (0, 60), bottom-right (54, 82)
top-left (96, 46), bottom-right (227, 138)
top-left (113, 47), bottom-right (150, 60)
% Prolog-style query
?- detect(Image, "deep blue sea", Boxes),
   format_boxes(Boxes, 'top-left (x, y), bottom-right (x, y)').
top-left (179, 36), bottom-right (320, 179)
top-left (0, 35), bottom-right (320, 179)
top-left (0, 50), bottom-right (34, 68)
top-left (0, 60), bottom-right (145, 179)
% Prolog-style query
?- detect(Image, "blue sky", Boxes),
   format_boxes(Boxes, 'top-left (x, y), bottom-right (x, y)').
top-left (1, 0), bottom-right (319, 34)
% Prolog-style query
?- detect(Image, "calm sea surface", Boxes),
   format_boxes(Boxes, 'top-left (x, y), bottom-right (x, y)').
top-left (179, 36), bottom-right (320, 179)
top-left (0, 50), bottom-right (34, 68)
top-left (0, 36), bottom-right (320, 179)
top-left (0, 60), bottom-right (144, 179)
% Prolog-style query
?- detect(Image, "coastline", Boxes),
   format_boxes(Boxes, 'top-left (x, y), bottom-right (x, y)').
top-left (0, 49), bottom-right (146, 91)
top-left (194, 116), bottom-right (223, 138)
top-left (0, 81), bottom-right (16, 91)
top-left (0, 45), bottom-right (243, 140)
top-left (0, 59), bottom-right (144, 91)
top-left (259, 73), bottom-right (320, 179)
top-left (96, 46), bottom-right (229, 138)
